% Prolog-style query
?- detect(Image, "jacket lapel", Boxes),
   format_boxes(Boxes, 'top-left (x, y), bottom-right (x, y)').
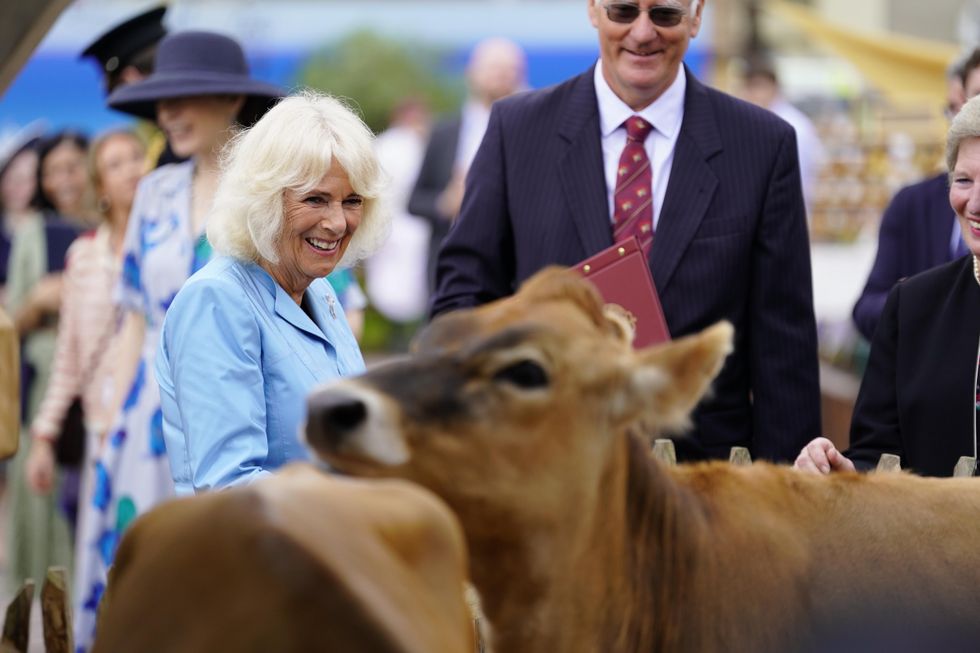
top-left (650, 69), bottom-right (721, 293)
top-left (558, 66), bottom-right (614, 256)
top-left (274, 290), bottom-right (330, 344)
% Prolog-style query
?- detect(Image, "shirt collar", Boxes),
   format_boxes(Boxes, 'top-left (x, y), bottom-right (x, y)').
top-left (594, 60), bottom-right (686, 139)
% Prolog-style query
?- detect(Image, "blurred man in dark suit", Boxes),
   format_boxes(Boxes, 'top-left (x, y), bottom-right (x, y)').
top-left (852, 48), bottom-right (980, 341)
top-left (409, 37), bottom-right (526, 294)
top-left (432, 0), bottom-right (820, 463)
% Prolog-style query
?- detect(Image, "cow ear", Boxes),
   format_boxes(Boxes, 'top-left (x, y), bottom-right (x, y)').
top-left (601, 304), bottom-right (636, 346)
top-left (618, 321), bottom-right (733, 433)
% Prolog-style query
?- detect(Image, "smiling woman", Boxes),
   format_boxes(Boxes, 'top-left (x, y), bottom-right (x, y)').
top-left (155, 90), bottom-right (388, 498)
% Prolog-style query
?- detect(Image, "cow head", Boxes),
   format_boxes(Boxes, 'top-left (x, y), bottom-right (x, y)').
top-left (305, 267), bottom-right (731, 531)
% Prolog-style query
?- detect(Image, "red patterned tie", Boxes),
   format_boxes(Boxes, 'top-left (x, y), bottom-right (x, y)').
top-left (613, 116), bottom-right (654, 255)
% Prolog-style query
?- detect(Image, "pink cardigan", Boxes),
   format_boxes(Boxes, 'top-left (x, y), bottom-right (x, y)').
top-left (31, 226), bottom-right (121, 441)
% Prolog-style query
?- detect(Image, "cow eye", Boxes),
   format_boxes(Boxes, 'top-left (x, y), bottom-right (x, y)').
top-left (493, 360), bottom-right (549, 389)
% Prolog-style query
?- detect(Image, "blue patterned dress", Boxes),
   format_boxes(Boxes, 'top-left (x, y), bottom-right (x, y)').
top-left (74, 161), bottom-right (211, 651)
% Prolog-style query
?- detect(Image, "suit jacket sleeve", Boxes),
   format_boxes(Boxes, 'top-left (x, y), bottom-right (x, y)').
top-left (430, 106), bottom-right (516, 316)
top-left (852, 188), bottom-right (915, 341)
top-left (408, 121), bottom-right (455, 227)
top-left (845, 282), bottom-right (902, 471)
top-left (749, 128), bottom-right (822, 461)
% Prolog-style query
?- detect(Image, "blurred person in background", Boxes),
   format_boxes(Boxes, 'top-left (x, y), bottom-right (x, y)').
top-left (852, 48), bottom-right (980, 341)
top-left (409, 37), bottom-right (527, 295)
top-left (24, 130), bottom-right (144, 545)
top-left (795, 94), bottom-right (980, 478)
top-left (0, 133), bottom-right (42, 302)
top-left (156, 91), bottom-right (384, 495)
top-left (4, 131), bottom-right (90, 592)
top-left (70, 30), bottom-right (280, 651)
top-left (34, 131), bottom-right (98, 228)
top-left (367, 98), bottom-right (432, 348)
top-left (741, 57), bottom-right (826, 214)
top-left (81, 6), bottom-right (166, 96)
top-left (80, 5), bottom-right (181, 168)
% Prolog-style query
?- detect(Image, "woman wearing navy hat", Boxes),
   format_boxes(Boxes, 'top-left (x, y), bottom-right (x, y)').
top-left (72, 30), bottom-right (280, 652)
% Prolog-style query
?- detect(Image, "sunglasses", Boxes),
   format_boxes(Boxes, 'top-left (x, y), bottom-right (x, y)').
top-left (601, 3), bottom-right (687, 27)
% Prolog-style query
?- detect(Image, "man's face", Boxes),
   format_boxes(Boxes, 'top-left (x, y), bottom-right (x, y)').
top-left (589, 0), bottom-right (703, 111)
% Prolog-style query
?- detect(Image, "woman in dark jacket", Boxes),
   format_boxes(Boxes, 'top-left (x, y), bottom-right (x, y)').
top-left (796, 95), bottom-right (980, 477)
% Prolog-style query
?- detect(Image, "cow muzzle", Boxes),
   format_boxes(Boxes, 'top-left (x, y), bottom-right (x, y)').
top-left (305, 382), bottom-right (410, 467)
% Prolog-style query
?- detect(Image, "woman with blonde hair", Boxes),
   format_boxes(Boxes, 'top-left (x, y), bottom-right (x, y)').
top-left (156, 90), bottom-right (388, 494)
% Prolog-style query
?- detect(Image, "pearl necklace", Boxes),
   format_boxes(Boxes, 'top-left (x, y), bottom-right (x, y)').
top-left (975, 256), bottom-right (980, 288)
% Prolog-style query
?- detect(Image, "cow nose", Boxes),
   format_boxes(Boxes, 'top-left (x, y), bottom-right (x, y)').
top-left (306, 390), bottom-right (368, 449)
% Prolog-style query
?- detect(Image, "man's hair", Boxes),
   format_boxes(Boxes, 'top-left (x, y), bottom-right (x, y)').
top-left (207, 90), bottom-right (389, 268)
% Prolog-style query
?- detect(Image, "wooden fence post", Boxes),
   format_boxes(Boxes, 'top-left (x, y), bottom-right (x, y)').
top-left (953, 456), bottom-right (977, 478)
top-left (875, 453), bottom-right (902, 473)
top-left (652, 439), bottom-right (677, 466)
top-left (41, 567), bottom-right (72, 653)
top-left (0, 580), bottom-right (34, 653)
top-left (729, 447), bottom-right (752, 466)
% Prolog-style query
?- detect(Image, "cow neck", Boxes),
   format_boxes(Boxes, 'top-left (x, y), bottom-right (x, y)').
top-left (600, 432), bottom-right (710, 652)
top-left (464, 429), bottom-right (709, 653)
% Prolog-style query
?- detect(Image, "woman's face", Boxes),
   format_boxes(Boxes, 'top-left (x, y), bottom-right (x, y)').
top-left (271, 160), bottom-right (364, 299)
top-left (95, 134), bottom-right (145, 221)
top-left (42, 140), bottom-right (89, 216)
top-left (0, 149), bottom-right (38, 213)
top-left (156, 96), bottom-right (242, 159)
top-left (950, 136), bottom-right (980, 258)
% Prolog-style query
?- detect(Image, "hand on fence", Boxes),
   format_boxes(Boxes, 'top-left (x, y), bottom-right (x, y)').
top-left (793, 437), bottom-right (855, 474)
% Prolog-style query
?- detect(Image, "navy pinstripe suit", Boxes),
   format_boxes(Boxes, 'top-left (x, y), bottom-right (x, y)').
top-left (431, 65), bottom-right (821, 462)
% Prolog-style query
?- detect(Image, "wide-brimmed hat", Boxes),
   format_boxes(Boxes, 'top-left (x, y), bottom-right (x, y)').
top-left (106, 30), bottom-right (282, 125)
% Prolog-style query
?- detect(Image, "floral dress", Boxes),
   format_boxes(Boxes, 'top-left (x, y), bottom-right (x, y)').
top-left (74, 161), bottom-right (212, 651)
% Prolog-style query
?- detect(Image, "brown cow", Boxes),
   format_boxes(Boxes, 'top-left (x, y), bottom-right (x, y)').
top-left (92, 464), bottom-right (479, 653)
top-left (305, 267), bottom-right (980, 653)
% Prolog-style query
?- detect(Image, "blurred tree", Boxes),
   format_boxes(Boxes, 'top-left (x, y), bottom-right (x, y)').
top-left (299, 30), bottom-right (463, 134)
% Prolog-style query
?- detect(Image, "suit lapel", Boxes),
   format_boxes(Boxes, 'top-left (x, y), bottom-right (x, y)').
top-left (651, 69), bottom-right (722, 292)
top-left (558, 66), bottom-right (614, 256)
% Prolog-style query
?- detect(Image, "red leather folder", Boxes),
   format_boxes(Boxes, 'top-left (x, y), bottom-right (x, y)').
top-left (572, 237), bottom-right (670, 348)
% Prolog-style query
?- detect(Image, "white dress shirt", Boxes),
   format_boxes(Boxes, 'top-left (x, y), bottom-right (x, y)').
top-left (594, 61), bottom-right (686, 229)
top-left (456, 99), bottom-right (492, 173)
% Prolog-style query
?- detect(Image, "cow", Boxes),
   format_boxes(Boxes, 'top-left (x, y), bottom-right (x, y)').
top-left (92, 464), bottom-right (480, 653)
top-left (305, 266), bottom-right (980, 653)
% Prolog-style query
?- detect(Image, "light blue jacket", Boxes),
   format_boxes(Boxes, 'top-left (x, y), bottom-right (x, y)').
top-left (156, 256), bottom-right (365, 495)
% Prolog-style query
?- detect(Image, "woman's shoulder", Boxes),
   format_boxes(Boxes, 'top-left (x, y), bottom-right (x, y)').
top-left (180, 257), bottom-right (248, 297)
top-left (897, 256), bottom-right (972, 296)
top-left (166, 259), bottom-right (259, 331)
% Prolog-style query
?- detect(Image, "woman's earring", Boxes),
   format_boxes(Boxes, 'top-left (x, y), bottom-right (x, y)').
top-left (97, 196), bottom-right (111, 215)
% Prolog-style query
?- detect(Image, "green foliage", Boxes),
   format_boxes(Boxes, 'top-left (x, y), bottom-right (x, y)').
top-left (299, 30), bottom-right (464, 133)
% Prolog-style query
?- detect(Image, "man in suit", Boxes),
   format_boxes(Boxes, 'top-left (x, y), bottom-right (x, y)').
top-left (408, 37), bottom-right (526, 294)
top-left (852, 49), bottom-right (980, 341)
top-left (431, 0), bottom-right (820, 463)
